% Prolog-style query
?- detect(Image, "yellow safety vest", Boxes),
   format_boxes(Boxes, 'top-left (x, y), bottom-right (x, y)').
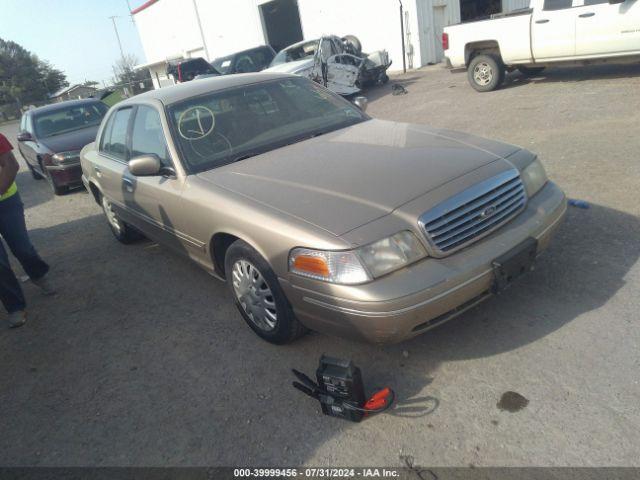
top-left (0, 182), bottom-right (18, 201)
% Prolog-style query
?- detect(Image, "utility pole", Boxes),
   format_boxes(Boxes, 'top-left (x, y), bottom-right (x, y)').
top-left (109, 15), bottom-right (132, 95)
top-left (191, 0), bottom-right (210, 60)
top-left (125, 0), bottom-right (135, 24)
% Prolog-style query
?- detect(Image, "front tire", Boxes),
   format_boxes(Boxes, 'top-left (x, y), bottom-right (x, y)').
top-left (224, 240), bottom-right (306, 344)
top-left (100, 194), bottom-right (141, 244)
top-left (28, 163), bottom-right (43, 180)
top-left (40, 161), bottom-right (67, 195)
top-left (468, 54), bottom-right (505, 92)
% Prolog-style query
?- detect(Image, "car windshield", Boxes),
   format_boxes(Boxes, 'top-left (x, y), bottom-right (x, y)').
top-left (270, 40), bottom-right (318, 66)
top-left (211, 55), bottom-right (234, 74)
top-left (168, 77), bottom-right (368, 174)
top-left (34, 102), bottom-right (108, 138)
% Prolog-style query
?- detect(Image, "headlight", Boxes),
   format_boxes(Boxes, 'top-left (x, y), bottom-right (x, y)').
top-left (520, 158), bottom-right (547, 197)
top-left (51, 150), bottom-right (81, 166)
top-left (289, 231), bottom-right (427, 285)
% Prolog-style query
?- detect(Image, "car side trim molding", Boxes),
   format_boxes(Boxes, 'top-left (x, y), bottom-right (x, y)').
top-left (112, 198), bottom-right (205, 250)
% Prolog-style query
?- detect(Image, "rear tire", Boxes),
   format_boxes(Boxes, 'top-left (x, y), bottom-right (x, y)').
top-left (517, 65), bottom-right (546, 76)
top-left (224, 240), bottom-right (306, 344)
top-left (468, 54), bottom-right (505, 92)
top-left (100, 193), bottom-right (142, 244)
top-left (39, 159), bottom-right (67, 195)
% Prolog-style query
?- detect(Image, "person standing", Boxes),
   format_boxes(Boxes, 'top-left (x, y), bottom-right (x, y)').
top-left (0, 132), bottom-right (55, 328)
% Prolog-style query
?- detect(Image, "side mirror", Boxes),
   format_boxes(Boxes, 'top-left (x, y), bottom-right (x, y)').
top-left (353, 96), bottom-right (368, 112)
top-left (17, 132), bottom-right (32, 142)
top-left (128, 154), bottom-right (161, 176)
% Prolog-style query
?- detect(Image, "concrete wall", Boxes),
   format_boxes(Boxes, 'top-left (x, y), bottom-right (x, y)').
top-left (134, 0), bottom-right (203, 64)
top-left (297, 0), bottom-right (405, 71)
top-left (197, 0), bottom-right (267, 60)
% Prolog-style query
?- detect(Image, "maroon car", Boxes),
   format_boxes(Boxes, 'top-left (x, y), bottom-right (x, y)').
top-left (17, 99), bottom-right (108, 195)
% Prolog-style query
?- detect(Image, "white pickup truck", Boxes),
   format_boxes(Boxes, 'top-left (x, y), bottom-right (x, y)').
top-left (443, 0), bottom-right (640, 91)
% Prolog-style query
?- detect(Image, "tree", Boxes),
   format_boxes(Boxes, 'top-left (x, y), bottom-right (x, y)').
top-left (112, 54), bottom-right (151, 95)
top-left (0, 38), bottom-right (68, 105)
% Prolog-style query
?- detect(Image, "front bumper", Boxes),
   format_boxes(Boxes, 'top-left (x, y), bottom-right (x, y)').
top-left (46, 162), bottom-right (83, 187)
top-left (280, 181), bottom-right (567, 344)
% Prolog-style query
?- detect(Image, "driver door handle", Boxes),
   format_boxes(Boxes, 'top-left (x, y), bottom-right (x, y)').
top-left (579, 12), bottom-right (595, 18)
top-left (123, 177), bottom-right (134, 193)
top-left (535, 19), bottom-right (550, 24)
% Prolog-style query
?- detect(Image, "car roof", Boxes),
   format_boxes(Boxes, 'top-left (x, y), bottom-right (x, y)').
top-left (27, 98), bottom-right (103, 115)
top-left (119, 72), bottom-right (298, 106)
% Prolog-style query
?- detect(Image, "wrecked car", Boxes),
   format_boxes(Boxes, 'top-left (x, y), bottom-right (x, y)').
top-left (265, 35), bottom-right (391, 96)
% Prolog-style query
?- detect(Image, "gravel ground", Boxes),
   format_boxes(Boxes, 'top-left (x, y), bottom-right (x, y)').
top-left (1, 63), bottom-right (639, 467)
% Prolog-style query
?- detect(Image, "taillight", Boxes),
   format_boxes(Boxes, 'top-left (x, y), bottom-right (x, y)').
top-left (442, 33), bottom-right (449, 51)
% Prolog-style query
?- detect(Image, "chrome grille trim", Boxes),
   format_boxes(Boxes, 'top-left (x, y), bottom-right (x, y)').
top-left (419, 169), bottom-right (527, 257)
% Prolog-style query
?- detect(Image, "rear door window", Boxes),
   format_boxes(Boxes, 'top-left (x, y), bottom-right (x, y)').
top-left (100, 107), bottom-right (133, 160)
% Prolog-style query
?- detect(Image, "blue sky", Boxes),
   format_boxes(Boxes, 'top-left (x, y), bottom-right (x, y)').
top-left (1, 0), bottom-right (147, 87)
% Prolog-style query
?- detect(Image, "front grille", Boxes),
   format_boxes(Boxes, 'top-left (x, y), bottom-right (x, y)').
top-left (419, 169), bottom-right (526, 256)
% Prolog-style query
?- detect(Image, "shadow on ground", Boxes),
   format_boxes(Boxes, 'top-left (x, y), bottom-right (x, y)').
top-left (503, 63), bottom-right (640, 90)
top-left (0, 200), bottom-right (637, 465)
top-left (15, 170), bottom-right (87, 211)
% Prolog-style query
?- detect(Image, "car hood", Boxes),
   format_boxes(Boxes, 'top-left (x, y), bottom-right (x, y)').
top-left (265, 58), bottom-right (314, 74)
top-left (38, 125), bottom-right (100, 153)
top-left (197, 119), bottom-right (521, 236)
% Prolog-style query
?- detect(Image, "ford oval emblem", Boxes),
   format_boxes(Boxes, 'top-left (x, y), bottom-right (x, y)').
top-left (481, 206), bottom-right (497, 218)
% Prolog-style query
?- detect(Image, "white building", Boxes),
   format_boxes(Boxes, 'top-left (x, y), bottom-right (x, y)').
top-left (132, 0), bottom-right (531, 89)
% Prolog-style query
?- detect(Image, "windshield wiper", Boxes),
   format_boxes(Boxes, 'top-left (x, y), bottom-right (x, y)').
top-left (232, 151), bottom-right (262, 163)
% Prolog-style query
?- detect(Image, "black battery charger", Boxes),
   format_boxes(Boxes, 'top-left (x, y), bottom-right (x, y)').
top-left (292, 355), bottom-right (394, 422)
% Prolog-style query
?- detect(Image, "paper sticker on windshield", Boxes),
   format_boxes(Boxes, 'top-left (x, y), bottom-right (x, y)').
top-left (222, 60), bottom-right (231, 68)
top-left (178, 106), bottom-right (215, 140)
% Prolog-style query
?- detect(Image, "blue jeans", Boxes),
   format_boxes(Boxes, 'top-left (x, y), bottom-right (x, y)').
top-left (0, 193), bottom-right (49, 313)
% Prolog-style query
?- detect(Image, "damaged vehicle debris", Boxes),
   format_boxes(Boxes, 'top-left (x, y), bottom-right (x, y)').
top-left (265, 35), bottom-right (391, 96)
